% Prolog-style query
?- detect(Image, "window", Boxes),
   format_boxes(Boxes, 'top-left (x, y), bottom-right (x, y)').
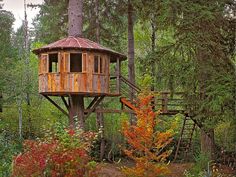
top-left (70, 53), bottom-right (82, 72)
top-left (49, 53), bottom-right (59, 72)
top-left (94, 55), bottom-right (104, 74)
top-left (94, 56), bottom-right (99, 73)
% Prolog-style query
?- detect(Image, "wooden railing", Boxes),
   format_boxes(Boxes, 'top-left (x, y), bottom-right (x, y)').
top-left (154, 92), bottom-right (186, 114)
top-left (110, 75), bottom-right (189, 115)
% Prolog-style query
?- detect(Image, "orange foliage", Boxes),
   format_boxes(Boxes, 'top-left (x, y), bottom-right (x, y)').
top-left (121, 93), bottom-right (174, 177)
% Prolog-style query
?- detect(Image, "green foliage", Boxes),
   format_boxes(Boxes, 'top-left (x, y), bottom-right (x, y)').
top-left (34, 0), bottom-right (127, 52)
top-left (215, 120), bottom-right (236, 151)
top-left (34, 0), bottom-right (68, 43)
top-left (0, 1), bottom-right (234, 174)
top-left (0, 132), bottom-right (22, 177)
top-left (0, 9), bottom-right (15, 91)
top-left (184, 152), bottom-right (210, 177)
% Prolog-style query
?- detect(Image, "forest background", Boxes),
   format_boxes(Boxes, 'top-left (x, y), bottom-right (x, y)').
top-left (0, 0), bottom-right (235, 176)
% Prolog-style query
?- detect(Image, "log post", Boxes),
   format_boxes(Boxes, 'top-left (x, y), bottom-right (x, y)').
top-left (116, 58), bottom-right (121, 94)
top-left (162, 93), bottom-right (168, 114)
top-left (97, 112), bottom-right (105, 161)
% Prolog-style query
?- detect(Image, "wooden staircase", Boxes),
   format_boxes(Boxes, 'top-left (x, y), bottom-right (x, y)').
top-left (174, 116), bottom-right (196, 161)
top-left (117, 74), bottom-right (198, 161)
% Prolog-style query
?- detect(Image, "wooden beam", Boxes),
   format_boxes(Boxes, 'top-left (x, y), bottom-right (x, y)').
top-left (68, 95), bottom-right (74, 110)
top-left (84, 96), bottom-right (105, 119)
top-left (84, 108), bottom-right (134, 114)
top-left (86, 97), bottom-right (99, 110)
top-left (61, 96), bottom-right (69, 111)
top-left (43, 95), bottom-right (69, 117)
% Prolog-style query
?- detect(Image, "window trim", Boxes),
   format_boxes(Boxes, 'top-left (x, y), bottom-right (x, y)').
top-left (69, 52), bottom-right (87, 73)
top-left (93, 55), bottom-right (104, 74)
top-left (48, 53), bottom-right (60, 73)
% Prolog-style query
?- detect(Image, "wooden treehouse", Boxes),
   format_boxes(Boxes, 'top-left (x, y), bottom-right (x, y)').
top-left (33, 36), bottom-right (199, 161)
top-left (33, 36), bottom-right (126, 128)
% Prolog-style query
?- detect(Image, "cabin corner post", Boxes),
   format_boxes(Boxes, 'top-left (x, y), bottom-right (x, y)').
top-left (116, 58), bottom-right (121, 94)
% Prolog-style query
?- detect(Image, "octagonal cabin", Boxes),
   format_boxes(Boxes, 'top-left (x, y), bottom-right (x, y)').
top-left (33, 37), bottom-right (126, 96)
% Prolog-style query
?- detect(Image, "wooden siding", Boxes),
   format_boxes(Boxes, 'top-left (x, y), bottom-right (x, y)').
top-left (39, 73), bottom-right (109, 94)
top-left (38, 51), bottom-right (110, 95)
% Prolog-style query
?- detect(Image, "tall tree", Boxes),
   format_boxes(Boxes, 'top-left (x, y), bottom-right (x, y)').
top-left (68, 0), bottom-right (83, 37)
top-left (127, 0), bottom-right (136, 124)
top-left (34, 0), bottom-right (127, 51)
top-left (0, 9), bottom-right (15, 106)
top-left (127, 1), bottom-right (135, 97)
top-left (67, 0), bottom-right (85, 129)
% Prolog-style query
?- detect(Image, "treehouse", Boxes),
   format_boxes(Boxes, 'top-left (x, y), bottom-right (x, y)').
top-left (33, 36), bottom-right (126, 96)
top-left (33, 37), bottom-right (200, 161)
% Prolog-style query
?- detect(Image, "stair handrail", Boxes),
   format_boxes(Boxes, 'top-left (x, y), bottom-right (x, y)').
top-left (119, 75), bottom-right (141, 93)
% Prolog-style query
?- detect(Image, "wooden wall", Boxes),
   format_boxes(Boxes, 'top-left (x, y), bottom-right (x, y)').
top-left (38, 51), bottom-right (110, 95)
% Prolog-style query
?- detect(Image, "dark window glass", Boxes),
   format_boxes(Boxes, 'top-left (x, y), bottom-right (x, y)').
top-left (100, 57), bottom-right (103, 73)
top-left (94, 56), bottom-right (99, 73)
top-left (70, 53), bottom-right (82, 72)
top-left (49, 53), bottom-right (58, 72)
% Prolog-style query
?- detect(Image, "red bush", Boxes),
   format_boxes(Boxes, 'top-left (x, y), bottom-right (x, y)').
top-left (12, 129), bottom-right (98, 177)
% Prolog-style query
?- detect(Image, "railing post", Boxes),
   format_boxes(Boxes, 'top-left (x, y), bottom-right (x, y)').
top-left (0, 92), bottom-right (2, 112)
top-left (116, 58), bottom-right (121, 94)
top-left (162, 92), bottom-right (168, 114)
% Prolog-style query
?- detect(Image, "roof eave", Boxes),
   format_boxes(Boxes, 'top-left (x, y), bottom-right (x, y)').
top-left (32, 47), bottom-right (127, 60)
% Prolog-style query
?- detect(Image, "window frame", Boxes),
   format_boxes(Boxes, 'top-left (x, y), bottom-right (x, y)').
top-left (93, 55), bottom-right (104, 74)
top-left (48, 53), bottom-right (60, 73)
top-left (69, 52), bottom-right (87, 73)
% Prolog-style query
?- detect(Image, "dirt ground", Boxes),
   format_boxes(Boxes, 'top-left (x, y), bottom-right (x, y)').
top-left (98, 162), bottom-right (236, 177)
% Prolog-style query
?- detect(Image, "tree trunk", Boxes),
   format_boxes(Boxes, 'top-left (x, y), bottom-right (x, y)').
top-left (95, 0), bottom-right (100, 43)
top-left (16, 97), bottom-right (23, 139)
top-left (128, 0), bottom-right (135, 124)
top-left (128, 0), bottom-right (135, 89)
top-left (68, 95), bottom-right (85, 130)
top-left (24, 0), bottom-right (32, 138)
top-left (197, 48), bottom-right (215, 160)
top-left (68, 0), bottom-right (83, 37)
top-left (67, 0), bottom-right (85, 129)
top-left (201, 129), bottom-right (215, 159)
top-left (151, 20), bottom-right (156, 109)
top-left (97, 112), bottom-right (105, 161)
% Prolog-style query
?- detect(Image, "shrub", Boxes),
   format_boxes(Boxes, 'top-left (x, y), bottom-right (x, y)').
top-left (184, 152), bottom-right (210, 177)
top-left (121, 92), bottom-right (174, 177)
top-left (12, 127), bottom-right (99, 177)
top-left (0, 131), bottom-right (22, 177)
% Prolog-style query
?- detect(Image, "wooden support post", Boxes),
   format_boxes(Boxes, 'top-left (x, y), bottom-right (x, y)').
top-left (116, 58), bottom-right (121, 94)
top-left (162, 93), bottom-right (168, 114)
top-left (43, 95), bottom-right (69, 117)
top-left (86, 97), bottom-right (99, 110)
top-left (0, 93), bottom-right (2, 112)
top-left (61, 96), bottom-right (69, 111)
top-left (68, 95), bottom-right (75, 128)
top-left (97, 112), bottom-right (105, 161)
top-left (84, 96), bottom-right (105, 119)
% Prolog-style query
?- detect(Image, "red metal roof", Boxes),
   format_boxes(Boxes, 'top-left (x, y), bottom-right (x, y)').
top-left (33, 36), bottom-right (126, 60)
